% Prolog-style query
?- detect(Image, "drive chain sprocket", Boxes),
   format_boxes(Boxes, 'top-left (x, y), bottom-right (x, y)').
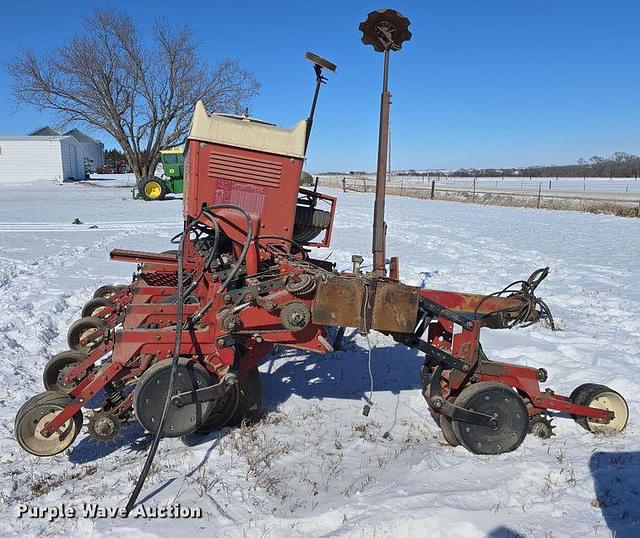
top-left (220, 312), bottom-right (242, 333)
top-left (528, 414), bottom-right (555, 439)
top-left (285, 273), bottom-right (317, 297)
top-left (280, 302), bottom-right (311, 331)
top-left (87, 410), bottom-right (121, 443)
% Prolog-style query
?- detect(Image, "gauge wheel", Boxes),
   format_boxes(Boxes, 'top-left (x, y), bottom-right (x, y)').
top-left (452, 381), bottom-right (529, 455)
top-left (133, 358), bottom-right (215, 438)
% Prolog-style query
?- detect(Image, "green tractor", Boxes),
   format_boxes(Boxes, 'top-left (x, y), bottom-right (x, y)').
top-left (135, 147), bottom-right (184, 201)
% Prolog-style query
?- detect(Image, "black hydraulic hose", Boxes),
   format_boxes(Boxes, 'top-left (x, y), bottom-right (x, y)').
top-left (125, 204), bottom-right (253, 506)
top-left (192, 205), bottom-right (255, 322)
top-left (125, 227), bottom-right (188, 514)
top-left (182, 219), bottom-right (221, 299)
top-left (202, 204), bottom-right (254, 293)
top-left (125, 206), bottom-right (250, 512)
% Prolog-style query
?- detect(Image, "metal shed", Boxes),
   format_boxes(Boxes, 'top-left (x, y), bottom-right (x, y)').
top-left (0, 135), bottom-right (85, 183)
top-left (64, 129), bottom-right (105, 172)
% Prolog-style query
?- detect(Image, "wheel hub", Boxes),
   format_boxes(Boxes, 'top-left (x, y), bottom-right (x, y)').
top-left (452, 382), bottom-right (529, 455)
top-left (88, 411), bottom-right (121, 442)
top-left (133, 359), bottom-right (215, 438)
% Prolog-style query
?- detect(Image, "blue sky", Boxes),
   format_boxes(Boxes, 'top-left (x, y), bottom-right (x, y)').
top-left (1, 1), bottom-right (638, 171)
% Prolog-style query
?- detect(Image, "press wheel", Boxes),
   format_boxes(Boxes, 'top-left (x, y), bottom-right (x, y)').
top-left (15, 392), bottom-right (83, 457)
top-left (570, 383), bottom-right (628, 433)
top-left (93, 285), bottom-right (124, 300)
top-left (81, 297), bottom-right (115, 319)
top-left (67, 316), bottom-right (108, 353)
top-left (42, 350), bottom-right (89, 393)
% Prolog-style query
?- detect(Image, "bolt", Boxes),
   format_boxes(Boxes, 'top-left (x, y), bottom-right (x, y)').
top-left (224, 294), bottom-right (232, 304)
top-left (462, 364), bottom-right (470, 372)
top-left (255, 335), bottom-right (264, 343)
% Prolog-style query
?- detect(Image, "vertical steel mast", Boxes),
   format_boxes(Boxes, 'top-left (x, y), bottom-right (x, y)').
top-left (359, 9), bottom-right (411, 276)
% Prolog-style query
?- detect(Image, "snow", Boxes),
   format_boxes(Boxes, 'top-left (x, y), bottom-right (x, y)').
top-left (0, 178), bottom-right (638, 537)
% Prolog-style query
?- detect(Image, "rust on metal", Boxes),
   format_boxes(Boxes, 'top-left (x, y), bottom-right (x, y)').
top-left (371, 280), bottom-right (419, 333)
top-left (312, 275), bottom-right (419, 334)
top-left (312, 276), bottom-right (366, 331)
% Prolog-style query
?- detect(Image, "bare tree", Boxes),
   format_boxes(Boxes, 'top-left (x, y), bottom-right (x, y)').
top-left (9, 8), bottom-right (260, 182)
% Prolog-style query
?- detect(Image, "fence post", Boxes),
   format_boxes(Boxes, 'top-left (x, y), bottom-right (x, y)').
top-left (583, 176), bottom-right (586, 191)
top-left (548, 180), bottom-right (552, 190)
top-left (537, 182), bottom-right (542, 209)
top-left (473, 177), bottom-right (477, 201)
top-left (430, 180), bottom-right (435, 200)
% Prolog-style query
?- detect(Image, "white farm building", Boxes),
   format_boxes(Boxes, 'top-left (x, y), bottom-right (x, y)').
top-left (0, 126), bottom-right (105, 184)
top-left (0, 136), bottom-right (86, 183)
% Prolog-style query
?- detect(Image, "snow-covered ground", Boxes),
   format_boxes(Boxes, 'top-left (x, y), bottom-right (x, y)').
top-left (322, 174), bottom-right (640, 200)
top-left (0, 179), bottom-right (638, 537)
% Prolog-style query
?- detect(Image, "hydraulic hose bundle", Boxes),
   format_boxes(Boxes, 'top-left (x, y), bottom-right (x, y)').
top-left (126, 203), bottom-right (252, 513)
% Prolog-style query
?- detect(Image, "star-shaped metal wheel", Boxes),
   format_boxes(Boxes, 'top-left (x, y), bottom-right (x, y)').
top-left (359, 8), bottom-right (412, 52)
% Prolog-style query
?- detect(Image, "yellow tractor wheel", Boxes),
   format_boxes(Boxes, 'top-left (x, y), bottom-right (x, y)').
top-left (141, 178), bottom-right (166, 201)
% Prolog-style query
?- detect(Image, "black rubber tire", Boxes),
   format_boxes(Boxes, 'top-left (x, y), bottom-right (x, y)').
top-left (67, 316), bottom-right (108, 353)
top-left (452, 381), bottom-right (529, 455)
top-left (81, 297), bottom-right (115, 319)
top-left (133, 359), bottom-right (215, 438)
top-left (42, 350), bottom-right (89, 393)
top-left (292, 207), bottom-right (331, 244)
top-left (15, 391), bottom-right (83, 457)
top-left (140, 177), bottom-right (167, 201)
top-left (93, 285), bottom-right (124, 300)
top-left (570, 383), bottom-right (629, 433)
top-left (569, 383), bottom-right (600, 422)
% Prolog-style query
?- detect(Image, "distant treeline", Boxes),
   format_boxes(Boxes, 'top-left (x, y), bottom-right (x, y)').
top-left (397, 152), bottom-right (640, 179)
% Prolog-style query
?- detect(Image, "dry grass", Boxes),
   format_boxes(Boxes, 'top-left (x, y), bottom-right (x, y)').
top-left (324, 180), bottom-right (640, 218)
